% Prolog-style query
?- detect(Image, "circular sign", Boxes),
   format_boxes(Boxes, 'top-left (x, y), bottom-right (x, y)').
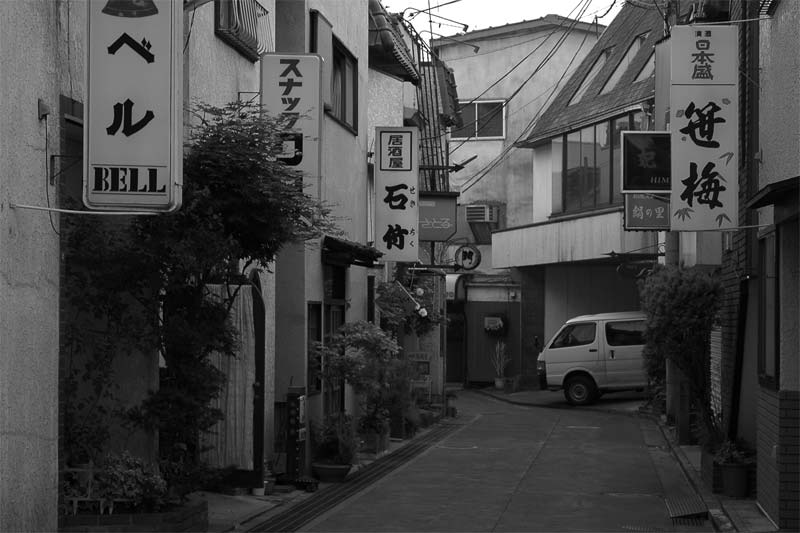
top-left (454, 244), bottom-right (481, 270)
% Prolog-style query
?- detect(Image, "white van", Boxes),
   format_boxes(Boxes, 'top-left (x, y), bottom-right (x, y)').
top-left (536, 311), bottom-right (648, 405)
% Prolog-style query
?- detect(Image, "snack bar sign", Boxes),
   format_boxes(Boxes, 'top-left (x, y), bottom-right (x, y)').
top-left (375, 127), bottom-right (419, 262)
top-left (670, 25), bottom-right (738, 230)
top-left (84, 0), bottom-right (183, 211)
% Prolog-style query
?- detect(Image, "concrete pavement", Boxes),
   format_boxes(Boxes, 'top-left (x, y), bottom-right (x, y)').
top-left (200, 387), bottom-right (777, 532)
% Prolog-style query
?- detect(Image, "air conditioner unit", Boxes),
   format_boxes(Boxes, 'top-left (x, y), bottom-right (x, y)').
top-left (465, 204), bottom-right (499, 223)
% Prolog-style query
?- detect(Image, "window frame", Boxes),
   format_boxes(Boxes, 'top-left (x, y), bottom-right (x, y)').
top-left (758, 229), bottom-right (780, 389)
top-left (599, 33), bottom-right (649, 95)
top-left (328, 36), bottom-right (358, 133)
top-left (568, 48), bottom-right (611, 106)
top-left (552, 110), bottom-right (645, 216)
top-left (449, 99), bottom-right (506, 140)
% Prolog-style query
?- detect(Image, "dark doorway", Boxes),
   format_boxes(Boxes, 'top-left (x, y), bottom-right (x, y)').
top-left (446, 302), bottom-right (466, 383)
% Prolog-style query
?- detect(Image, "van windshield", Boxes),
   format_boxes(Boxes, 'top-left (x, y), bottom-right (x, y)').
top-left (550, 323), bottom-right (596, 348)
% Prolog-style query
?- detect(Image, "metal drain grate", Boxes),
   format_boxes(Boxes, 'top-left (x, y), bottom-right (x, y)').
top-left (665, 495), bottom-right (708, 525)
top-left (247, 423), bottom-right (459, 532)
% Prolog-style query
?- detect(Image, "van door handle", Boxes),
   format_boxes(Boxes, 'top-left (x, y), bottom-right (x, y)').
top-left (610, 350), bottom-right (615, 359)
top-left (589, 348), bottom-right (597, 352)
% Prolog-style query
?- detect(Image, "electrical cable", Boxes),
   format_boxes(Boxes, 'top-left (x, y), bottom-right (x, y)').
top-left (413, 0), bottom-right (591, 146)
top-left (450, 0), bottom-right (594, 156)
top-left (460, 9), bottom-right (597, 193)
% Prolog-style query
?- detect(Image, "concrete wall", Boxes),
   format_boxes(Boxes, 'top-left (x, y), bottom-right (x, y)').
top-left (436, 21), bottom-right (599, 227)
top-left (0, 1), bottom-right (83, 529)
top-left (542, 264), bottom-right (641, 342)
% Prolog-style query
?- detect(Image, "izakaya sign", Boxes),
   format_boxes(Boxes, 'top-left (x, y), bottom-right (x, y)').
top-left (84, 0), bottom-right (182, 211)
top-left (261, 54), bottom-right (322, 184)
top-left (670, 25), bottom-right (738, 230)
top-left (375, 127), bottom-right (419, 262)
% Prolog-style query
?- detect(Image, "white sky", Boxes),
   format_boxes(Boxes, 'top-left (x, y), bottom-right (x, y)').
top-left (387, 0), bottom-right (623, 38)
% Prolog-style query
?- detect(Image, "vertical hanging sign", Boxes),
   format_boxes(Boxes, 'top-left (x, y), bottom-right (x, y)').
top-left (261, 54), bottom-right (322, 193)
top-left (375, 127), bottom-right (419, 262)
top-left (84, 0), bottom-right (183, 211)
top-left (669, 25), bottom-right (738, 230)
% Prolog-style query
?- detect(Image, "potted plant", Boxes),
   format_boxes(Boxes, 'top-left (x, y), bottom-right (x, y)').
top-left (310, 413), bottom-right (357, 482)
top-left (714, 439), bottom-right (754, 498)
top-left (489, 340), bottom-right (511, 389)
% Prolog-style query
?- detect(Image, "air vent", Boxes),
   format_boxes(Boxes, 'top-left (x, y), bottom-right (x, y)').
top-left (465, 204), bottom-right (499, 223)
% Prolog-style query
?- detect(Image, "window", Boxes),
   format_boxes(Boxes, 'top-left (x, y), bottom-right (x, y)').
top-left (552, 110), bottom-right (647, 214)
top-left (606, 320), bottom-right (645, 346)
top-left (450, 100), bottom-right (505, 139)
top-left (568, 49), bottom-right (610, 105)
top-left (600, 33), bottom-right (649, 95)
top-left (758, 231), bottom-right (779, 388)
top-left (330, 38), bottom-right (358, 130)
top-left (633, 52), bottom-right (655, 83)
top-left (214, 0), bottom-right (271, 62)
top-left (550, 323), bottom-right (596, 349)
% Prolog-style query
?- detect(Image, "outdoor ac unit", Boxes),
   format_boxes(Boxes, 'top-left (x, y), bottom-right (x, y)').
top-left (465, 204), bottom-right (499, 223)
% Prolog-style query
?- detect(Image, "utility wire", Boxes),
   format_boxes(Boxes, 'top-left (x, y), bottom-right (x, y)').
top-left (445, 0), bottom-right (594, 153)
top-left (460, 8), bottom-right (598, 193)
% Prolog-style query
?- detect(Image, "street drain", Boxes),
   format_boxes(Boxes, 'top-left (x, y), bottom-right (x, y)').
top-left (246, 423), bottom-right (458, 532)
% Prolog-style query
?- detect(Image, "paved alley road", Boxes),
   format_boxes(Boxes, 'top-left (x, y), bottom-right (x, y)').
top-left (300, 391), bottom-right (711, 533)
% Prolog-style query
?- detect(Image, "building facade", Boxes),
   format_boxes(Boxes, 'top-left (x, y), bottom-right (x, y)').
top-left (431, 15), bottom-right (601, 384)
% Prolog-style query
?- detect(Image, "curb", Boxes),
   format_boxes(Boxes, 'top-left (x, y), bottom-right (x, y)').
top-left (474, 387), bottom-right (648, 418)
top-left (653, 419), bottom-right (736, 532)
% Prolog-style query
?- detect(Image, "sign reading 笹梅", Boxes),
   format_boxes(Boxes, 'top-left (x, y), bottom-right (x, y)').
top-left (670, 25), bottom-right (738, 231)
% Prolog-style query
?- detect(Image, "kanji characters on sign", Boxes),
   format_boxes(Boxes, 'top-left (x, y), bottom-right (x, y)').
top-left (670, 25), bottom-right (738, 231)
top-left (374, 128), bottom-right (419, 262)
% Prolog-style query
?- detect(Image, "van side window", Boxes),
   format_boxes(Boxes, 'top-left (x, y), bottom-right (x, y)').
top-left (605, 320), bottom-right (645, 346)
top-left (550, 323), bottom-right (596, 348)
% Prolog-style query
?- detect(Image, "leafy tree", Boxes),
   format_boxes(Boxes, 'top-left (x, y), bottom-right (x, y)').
top-left (61, 101), bottom-right (338, 496)
top-left (638, 264), bottom-right (724, 449)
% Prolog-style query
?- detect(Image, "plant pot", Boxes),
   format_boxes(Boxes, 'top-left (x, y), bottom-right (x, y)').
top-left (719, 463), bottom-right (749, 498)
top-left (494, 377), bottom-right (504, 389)
top-left (311, 462), bottom-right (352, 483)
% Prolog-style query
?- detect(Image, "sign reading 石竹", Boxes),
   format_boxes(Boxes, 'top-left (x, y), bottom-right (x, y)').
top-left (84, 0), bottom-right (182, 211)
top-left (670, 25), bottom-right (738, 231)
top-left (260, 54), bottom-right (322, 189)
top-left (375, 127), bottom-right (419, 262)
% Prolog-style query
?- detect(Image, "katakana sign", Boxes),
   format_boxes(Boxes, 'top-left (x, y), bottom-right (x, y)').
top-left (375, 127), bottom-right (419, 262)
top-left (261, 54), bottom-right (322, 183)
top-left (84, 0), bottom-right (182, 211)
top-left (670, 25), bottom-right (738, 230)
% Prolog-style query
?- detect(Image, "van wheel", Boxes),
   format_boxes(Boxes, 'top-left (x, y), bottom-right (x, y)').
top-left (564, 375), bottom-right (597, 406)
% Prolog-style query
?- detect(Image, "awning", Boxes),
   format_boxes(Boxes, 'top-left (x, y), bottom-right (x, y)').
top-left (368, 0), bottom-right (420, 85)
top-left (746, 175), bottom-right (799, 224)
top-left (322, 236), bottom-right (383, 268)
top-left (746, 175), bottom-right (799, 209)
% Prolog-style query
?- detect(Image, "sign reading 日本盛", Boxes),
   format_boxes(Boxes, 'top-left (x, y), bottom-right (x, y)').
top-left (670, 25), bottom-right (738, 231)
top-left (374, 127), bottom-right (419, 262)
top-left (84, 0), bottom-right (182, 211)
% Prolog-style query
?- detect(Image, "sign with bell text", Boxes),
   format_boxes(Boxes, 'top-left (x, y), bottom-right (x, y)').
top-left (670, 25), bottom-right (738, 230)
top-left (624, 193), bottom-right (670, 230)
top-left (84, 0), bottom-right (182, 211)
top-left (375, 127), bottom-right (419, 262)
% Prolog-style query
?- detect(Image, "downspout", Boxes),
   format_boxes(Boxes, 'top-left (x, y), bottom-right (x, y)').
top-left (728, 257), bottom-right (749, 439)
